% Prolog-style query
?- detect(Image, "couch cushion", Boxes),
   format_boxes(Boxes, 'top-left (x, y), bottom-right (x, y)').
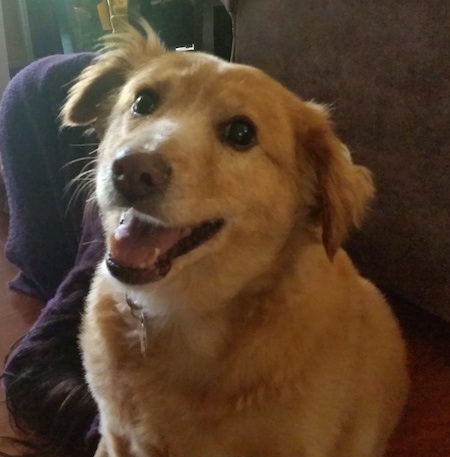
top-left (232, 0), bottom-right (450, 320)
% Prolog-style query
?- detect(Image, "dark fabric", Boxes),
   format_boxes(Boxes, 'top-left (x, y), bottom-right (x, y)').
top-left (233, 0), bottom-right (450, 321)
top-left (0, 52), bottom-right (96, 301)
top-left (3, 208), bottom-right (103, 457)
top-left (0, 54), bottom-right (103, 456)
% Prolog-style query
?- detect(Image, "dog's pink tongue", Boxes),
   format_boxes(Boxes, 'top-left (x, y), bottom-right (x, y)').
top-left (109, 211), bottom-right (182, 268)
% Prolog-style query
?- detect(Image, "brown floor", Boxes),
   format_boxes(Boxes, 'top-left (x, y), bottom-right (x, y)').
top-left (0, 211), bottom-right (449, 456)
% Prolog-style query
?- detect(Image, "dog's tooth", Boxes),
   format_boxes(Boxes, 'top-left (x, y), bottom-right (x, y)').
top-left (151, 248), bottom-right (161, 263)
top-left (184, 227), bottom-right (195, 237)
top-left (108, 234), bottom-right (118, 254)
top-left (145, 248), bottom-right (160, 268)
top-left (135, 249), bottom-right (160, 270)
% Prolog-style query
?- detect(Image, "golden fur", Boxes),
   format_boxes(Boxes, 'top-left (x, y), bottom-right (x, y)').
top-left (62, 26), bottom-right (408, 457)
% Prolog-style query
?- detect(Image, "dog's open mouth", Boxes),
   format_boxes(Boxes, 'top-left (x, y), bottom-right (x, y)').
top-left (106, 209), bottom-right (224, 285)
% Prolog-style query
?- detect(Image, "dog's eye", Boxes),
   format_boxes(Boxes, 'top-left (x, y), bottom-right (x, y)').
top-left (131, 90), bottom-right (159, 116)
top-left (221, 117), bottom-right (257, 151)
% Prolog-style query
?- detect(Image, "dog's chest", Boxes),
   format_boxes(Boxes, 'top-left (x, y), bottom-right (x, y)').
top-left (86, 301), bottom-right (304, 455)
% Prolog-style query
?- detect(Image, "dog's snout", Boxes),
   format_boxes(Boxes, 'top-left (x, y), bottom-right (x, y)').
top-left (112, 150), bottom-right (172, 202)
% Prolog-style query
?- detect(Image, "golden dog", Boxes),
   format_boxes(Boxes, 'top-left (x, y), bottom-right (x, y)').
top-left (62, 26), bottom-right (408, 457)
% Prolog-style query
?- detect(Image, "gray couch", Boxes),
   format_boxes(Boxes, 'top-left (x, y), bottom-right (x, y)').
top-left (222, 0), bottom-right (450, 321)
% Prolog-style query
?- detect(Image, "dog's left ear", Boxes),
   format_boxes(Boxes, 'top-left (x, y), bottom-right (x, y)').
top-left (298, 102), bottom-right (375, 260)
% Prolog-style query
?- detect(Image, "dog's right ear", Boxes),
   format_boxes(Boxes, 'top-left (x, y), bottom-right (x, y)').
top-left (62, 23), bottom-right (165, 129)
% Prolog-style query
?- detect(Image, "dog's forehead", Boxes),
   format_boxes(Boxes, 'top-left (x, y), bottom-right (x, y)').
top-left (126, 52), bottom-right (296, 123)
top-left (133, 51), bottom-right (274, 85)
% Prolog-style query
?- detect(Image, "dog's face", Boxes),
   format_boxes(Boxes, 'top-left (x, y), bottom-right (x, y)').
top-left (63, 27), bottom-right (374, 305)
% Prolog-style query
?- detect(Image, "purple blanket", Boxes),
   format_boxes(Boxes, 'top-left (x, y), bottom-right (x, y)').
top-left (0, 54), bottom-right (103, 457)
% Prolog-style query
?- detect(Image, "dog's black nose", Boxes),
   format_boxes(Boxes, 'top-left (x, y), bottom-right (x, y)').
top-left (112, 150), bottom-right (172, 202)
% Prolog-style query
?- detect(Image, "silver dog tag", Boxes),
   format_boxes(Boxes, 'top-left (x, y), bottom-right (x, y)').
top-left (138, 311), bottom-right (148, 357)
top-left (126, 295), bottom-right (148, 357)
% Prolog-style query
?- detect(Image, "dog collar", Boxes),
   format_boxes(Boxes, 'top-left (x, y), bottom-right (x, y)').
top-left (126, 295), bottom-right (148, 357)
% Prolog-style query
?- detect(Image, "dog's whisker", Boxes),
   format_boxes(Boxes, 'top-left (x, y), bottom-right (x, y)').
top-left (64, 160), bottom-right (97, 189)
top-left (82, 197), bottom-right (99, 223)
top-left (65, 171), bottom-right (95, 189)
top-left (67, 180), bottom-right (95, 207)
top-left (64, 172), bottom-right (95, 201)
top-left (61, 155), bottom-right (97, 170)
top-left (64, 161), bottom-right (97, 216)
top-left (68, 167), bottom-right (97, 184)
top-left (81, 239), bottom-right (104, 247)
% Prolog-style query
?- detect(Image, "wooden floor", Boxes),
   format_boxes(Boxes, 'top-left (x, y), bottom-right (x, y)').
top-left (0, 211), bottom-right (449, 456)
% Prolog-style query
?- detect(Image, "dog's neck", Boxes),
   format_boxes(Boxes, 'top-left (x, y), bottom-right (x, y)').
top-left (122, 284), bottom-right (233, 359)
top-left (118, 229), bottom-right (320, 360)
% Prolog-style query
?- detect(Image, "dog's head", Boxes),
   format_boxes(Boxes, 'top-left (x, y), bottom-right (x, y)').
top-left (62, 25), bottom-right (374, 302)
